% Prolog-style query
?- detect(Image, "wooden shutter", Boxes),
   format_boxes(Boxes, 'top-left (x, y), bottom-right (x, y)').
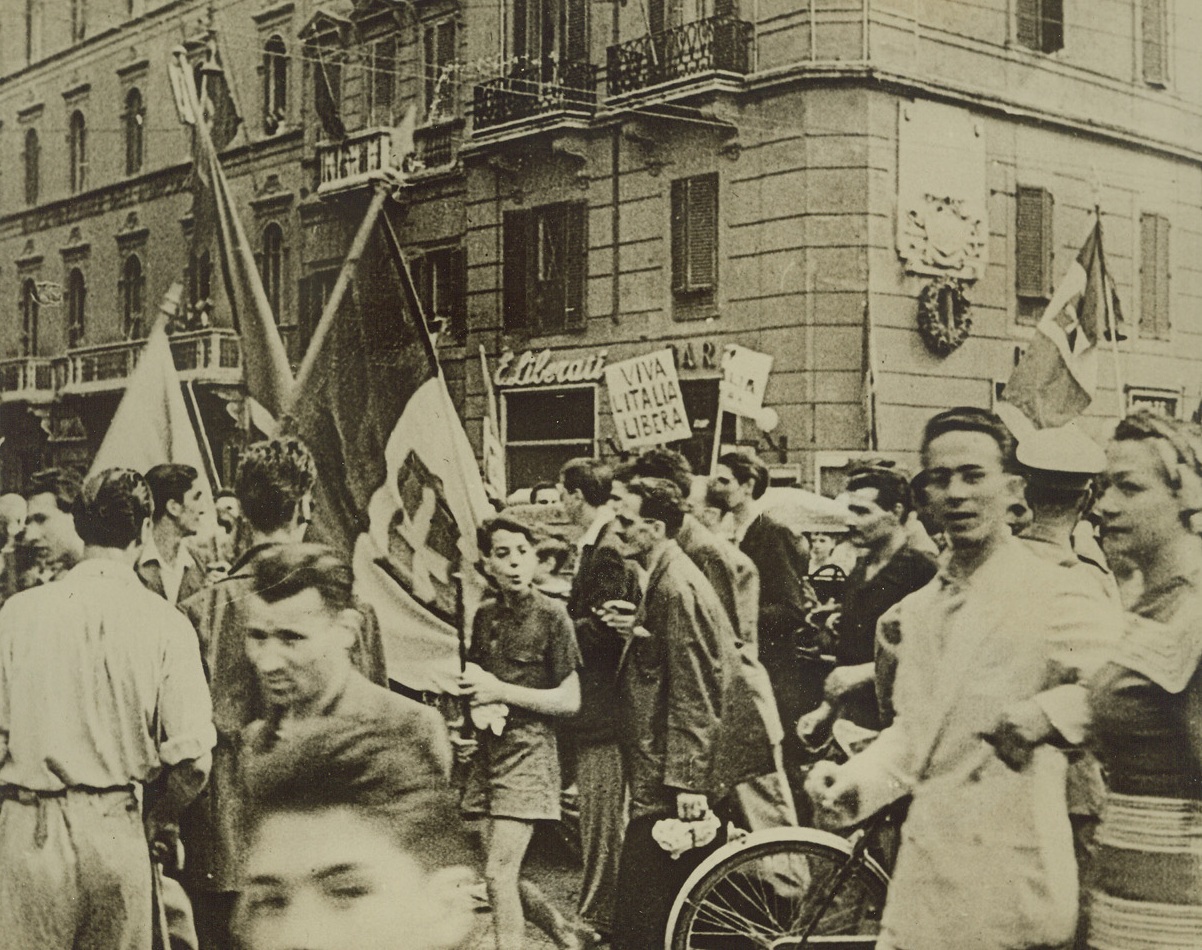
top-left (513, 0), bottom-right (530, 59)
top-left (503, 210), bottom-right (531, 333)
top-left (1015, 185), bottom-right (1053, 298)
top-left (1016, 0), bottom-right (1040, 50)
top-left (563, 203), bottom-right (587, 330)
top-left (649, 0), bottom-right (665, 35)
top-left (672, 174), bottom-right (718, 296)
top-left (448, 245), bottom-right (468, 339)
top-left (1140, 212), bottom-right (1171, 340)
top-left (1142, 0), bottom-right (1168, 85)
top-left (671, 178), bottom-right (688, 293)
top-left (564, 0), bottom-right (588, 63)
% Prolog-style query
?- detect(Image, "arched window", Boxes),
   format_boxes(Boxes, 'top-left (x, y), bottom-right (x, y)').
top-left (68, 110), bottom-right (87, 193)
top-left (119, 254), bottom-right (145, 340)
top-left (66, 268), bottom-right (86, 347)
top-left (19, 278), bottom-right (39, 356)
top-left (23, 128), bottom-right (39, 205)
top-left (123, 88), bottom-right (144, 175)
top-left (260, 222), bottom-right (284, 320)
top-left (263, 35), bottom-right (288, 134)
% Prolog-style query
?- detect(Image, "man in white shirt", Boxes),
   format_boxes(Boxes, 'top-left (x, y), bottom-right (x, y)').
top-left (139, 463), bottom-right (209, 605)
top-left (0, 468), bottom-right (215, 950)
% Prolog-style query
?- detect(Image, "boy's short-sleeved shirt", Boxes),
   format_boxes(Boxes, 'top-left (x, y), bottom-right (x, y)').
top-left (469, 590), bottom-right (581, 705)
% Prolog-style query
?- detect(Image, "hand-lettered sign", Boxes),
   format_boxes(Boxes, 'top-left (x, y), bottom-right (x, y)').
top-left (605, 349), bottom-right (693, 450)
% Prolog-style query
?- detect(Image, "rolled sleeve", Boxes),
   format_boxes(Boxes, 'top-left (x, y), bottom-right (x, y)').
top-left (158, 619), bottom-right (217, 767)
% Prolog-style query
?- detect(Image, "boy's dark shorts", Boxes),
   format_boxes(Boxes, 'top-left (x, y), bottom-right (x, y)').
top-left (461, 720), bottom-right (562, 821)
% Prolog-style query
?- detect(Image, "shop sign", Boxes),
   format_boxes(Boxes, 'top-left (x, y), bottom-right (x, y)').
top-left (669, 340), bottom-right (720, 372)
top-left (605, 349), bottom-right (692, 449)
top-left (493, 348), bottom-right (608, 388)
top-left (719, 344), bottom-right (773, 418)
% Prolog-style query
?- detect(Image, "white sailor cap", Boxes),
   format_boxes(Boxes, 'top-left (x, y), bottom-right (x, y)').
top-left (1016, 424), bottom-right (1106, 482)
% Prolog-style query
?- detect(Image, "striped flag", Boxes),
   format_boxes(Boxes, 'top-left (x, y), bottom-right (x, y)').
top-left (1001, 221), bottom-right (1124, 430)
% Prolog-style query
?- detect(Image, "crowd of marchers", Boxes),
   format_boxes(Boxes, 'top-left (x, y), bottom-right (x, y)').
top-left (0, 403), bottom-right (1198, 950)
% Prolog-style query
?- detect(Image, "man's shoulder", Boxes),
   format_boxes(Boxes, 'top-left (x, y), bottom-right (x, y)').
top-left (344, 675), bottom-right (447, 742)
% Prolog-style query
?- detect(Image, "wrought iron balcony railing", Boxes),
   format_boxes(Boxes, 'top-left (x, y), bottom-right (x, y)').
top-left (607, 15), bottom-right (754, 97)
top-left (473, 59), bottom-right (598, 132)
top-left (0, 356), bottom-right (57, 403)
top-left (316, 128), bottom-right (396, 191)
top-left (413, 120), bottom-right (461, 169)
top-left (62, 328), bottom-right (243, 395)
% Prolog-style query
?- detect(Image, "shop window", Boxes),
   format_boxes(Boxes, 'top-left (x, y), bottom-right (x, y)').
top-left (410, 245), bottom-right (466, 340)
top-left (19, 278), bottom-right (39, 356)
top-left (503, 202), bottom-right (587, 335)
top-left (1015, 184), bottom-right (1053, 323)
top-left (1016, 0), bottom-right (1063, 54)
top-left (66, 268), bottom-right (86, 347)
top-left (119, 253), bottom-right (145, 340)
top-left (423, 20), bottom-right (458, 122)
top-left (1140, 212), bottom-right (1171, 340)
top-left (364, 37), bottom-right (396, 128)
top-left (675, 377), bottom-right (738, 475)
top-left (1142, 0), bottom-right (1168, 86)
top-left (123, 88), bottom-right (145, 174)
top-left (503, 387), bottom-right (595, 490)
top-left (68, 110), bottom-right (88, 194)
top-left (263, 35), bottom-right (288, 134)
top-left (23, 128), bottom-right (40, 206)
top-left (671, 173), bottom-right (718, 318)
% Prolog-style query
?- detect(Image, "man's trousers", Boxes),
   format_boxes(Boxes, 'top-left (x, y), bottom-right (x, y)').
top-left (0, 788), bottom-right (150, 950)
top-left (576, 741), bottom-right (626, 936)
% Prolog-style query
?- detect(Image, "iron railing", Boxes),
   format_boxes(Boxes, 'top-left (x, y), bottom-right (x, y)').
top-left (473, 59), bottom-right (598, 131)
top-left (414, 121), bottom-right (460, 168)
top-left (607, 15), bottom-right (753, 97)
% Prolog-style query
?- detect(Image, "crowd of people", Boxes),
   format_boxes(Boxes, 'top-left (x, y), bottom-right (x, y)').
top-left (0, 403), bottom-right (1198, 950)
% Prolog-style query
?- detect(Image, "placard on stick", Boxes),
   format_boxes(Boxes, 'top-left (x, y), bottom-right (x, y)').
top-left (605, 348), bottom-right (692, 450)
top-left (720, 344), bottom-right (774, 418)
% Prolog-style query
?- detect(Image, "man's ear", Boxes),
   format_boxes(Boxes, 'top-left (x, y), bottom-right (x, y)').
top-left (165, 498), bottom-right (184, 521)
top-left (421, 865), bottom-right (477, 949)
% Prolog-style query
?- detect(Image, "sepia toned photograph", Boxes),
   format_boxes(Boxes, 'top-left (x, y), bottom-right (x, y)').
top-left (0, 1), bottom-right (1197, 948)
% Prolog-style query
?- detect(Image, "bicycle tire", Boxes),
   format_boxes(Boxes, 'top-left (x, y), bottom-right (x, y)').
top-left (665, 827), bottom-right (889, 950)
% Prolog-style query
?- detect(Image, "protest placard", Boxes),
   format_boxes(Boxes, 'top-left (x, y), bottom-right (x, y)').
top-left (720, 344), bottom-right (774, 418)
top-left (605, 349), bottom-right (692, 449)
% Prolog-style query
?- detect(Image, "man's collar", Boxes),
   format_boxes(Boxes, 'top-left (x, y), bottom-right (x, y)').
top-left (578, 506), bottom-right (614, 550)
top-left (67, 558), bottom-right (140, 583)
top-left (733, 497), bottom-right (766, 544)
top-left (139, 531), bottom-right (163, 567)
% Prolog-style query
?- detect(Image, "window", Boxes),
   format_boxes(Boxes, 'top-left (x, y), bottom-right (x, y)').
top-left (1016, 0), bottom-right (1063, 54)
top-left (671, 173), bottom-right (719, 316)
top-left (503, 387), bottom-right (595, 489)
top-left (70, 0), bottom-right (86, 41)
top-left (423, 20), bottom-right (457, 121)
top-left (23, 128), bottom-right (39, 205)
top-left (119, 254), bottom-right (145, 340)
top-left (1142, 0), bottom-right (1169, 86)
top-left (312, 47), bottom-right (344, 139)
top-left (1140, 212), bottom-right (1171, 340)
top-left (124, 88), bottom-right (144, 174)
top-left (503, 202), bottom-right (587, 334)
top-left (1015, 185), bottom-right (1054, 323)
top-left (365, 38), bottom-right (396, 128)
top-left (259, 223), bottom-right (285, 321)
top-left (19, 278), bottom-right (39, 356)
top-left (187, 249), bottom-right (212, 322)
top-left (410, 245), bottom-right (467, 340)
top-left (298, 268), bottom-right (339, 363)
top-left (66, 268), bottom-right (86, 347)
top-left (25, 0), bottom-right (38, 65)
top-left (263, 35), bottom-right (288, 134)
top-left (68, 110), bottom-right (87, 194)
top-left (513, 0), bottom-right (589, 65)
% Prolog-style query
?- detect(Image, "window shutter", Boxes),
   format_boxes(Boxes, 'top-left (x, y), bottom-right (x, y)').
top-left (1015, 185), bottom-right (1053, 298)
top-left (565, 0), bottom-right (588, 63)
top-left (449, 245), bottom-right (468, 339)
top-left (1141, 212), bottom-right (1171, 340)
top-left (513, 0), bottom-right (529, 60)
top-left (649, 0), bottom-right (665, 36)
top-left (688, 173), bottom-right (718, 292)
top-left (423, 26), bottom-right (436, 112)
top-left (1142, 0), bottom-right (1168, 85)
top-left (1016, 0), bottom-right (1040, 50)
top-left (503, 210), bottom-right (531, 333)
top-left (564, 203), bottom-right (587, 330)
top-left (671, 178), bottom-right (687, 293)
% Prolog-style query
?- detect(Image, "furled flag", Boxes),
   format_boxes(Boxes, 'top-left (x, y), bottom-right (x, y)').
top-left (1000, 220), bottom-right (1124, 431)
top-left (288, 196), bottom-right (492, 693)
top-left (169, 48), bottom-right (293, 426)
top-left (89, 284), bottom-right (214, 493)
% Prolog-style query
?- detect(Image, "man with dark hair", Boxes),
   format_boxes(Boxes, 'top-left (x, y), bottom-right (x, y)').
top-left (0, 468), bottom-right (215, 950)
top-left (798, 464), bottom-right (937, 735)
top-left (709, 450), bottom-right (817, 771)
top-left (557, 458), bottom-right (641, 941)
top-left (610, 477), bottom-right (741, 950)
top-left (807, 407), bottom-right (1123, 950)
top-left (237, 718), bottom-right (477, 950)
top-left (530, 482), bottom-right (560, 506)
top-left (179, 438), bottom-right (387, 950)
top-left (140, 463), bottom-right (209, 604)
top-left (619, 451), bottom-right (796, 830)
top-left (22, 466), bottom-right (85, 584)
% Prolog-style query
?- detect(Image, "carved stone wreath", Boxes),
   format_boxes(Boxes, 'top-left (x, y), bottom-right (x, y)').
top-left (917, 278), bottom-right (972, 357)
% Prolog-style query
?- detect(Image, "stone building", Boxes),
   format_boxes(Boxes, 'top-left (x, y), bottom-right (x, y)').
top-left (1, 0), bottom-right (1199, 492)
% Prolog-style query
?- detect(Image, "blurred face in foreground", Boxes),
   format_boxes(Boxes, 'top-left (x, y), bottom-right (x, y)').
top-left (239, 807), bottom-right (474, 950)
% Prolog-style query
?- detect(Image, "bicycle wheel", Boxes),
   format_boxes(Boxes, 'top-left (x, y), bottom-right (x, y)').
top-left (666, 827), bottom-right (889, 950)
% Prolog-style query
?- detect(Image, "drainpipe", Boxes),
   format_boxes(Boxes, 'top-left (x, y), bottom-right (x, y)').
top-left (611, 0), bottom-right (622, 325)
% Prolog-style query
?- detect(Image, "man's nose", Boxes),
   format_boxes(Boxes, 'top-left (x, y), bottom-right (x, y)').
top-left (250, 640), bottom-right (287, 673)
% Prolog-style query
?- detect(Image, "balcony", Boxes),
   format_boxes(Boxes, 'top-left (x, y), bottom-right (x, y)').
top-left (607, 15), bottom-right (754, 98)
top-left (473, 59), bottom-right (598, 133)
top-left (412, 120), bottom-right (462, 171)
top-left (316, 128), bottom-right (397, 193)
top-left (62, 329), bottom-right (243, 395)
top-left (0, 357), bottom-right (58, 404)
